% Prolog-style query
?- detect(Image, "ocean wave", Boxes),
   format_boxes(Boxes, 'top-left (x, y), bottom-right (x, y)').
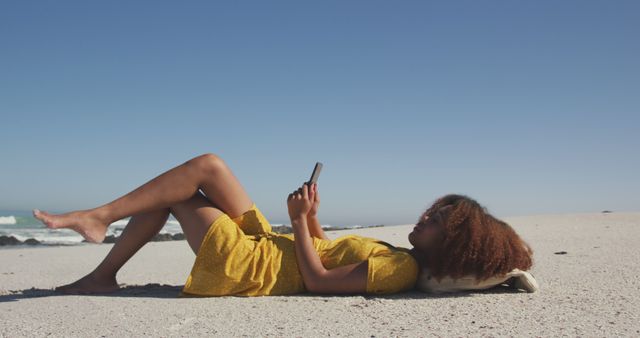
top-left (0, 216), bottom-right (17, 225)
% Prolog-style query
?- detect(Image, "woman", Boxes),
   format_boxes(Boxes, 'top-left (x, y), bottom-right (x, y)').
top-left (33, 153), bottom-right (535, 296)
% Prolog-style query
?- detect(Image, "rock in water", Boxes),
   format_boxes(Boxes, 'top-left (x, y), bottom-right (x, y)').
top-left (0, 235), bottom-right (22, 246)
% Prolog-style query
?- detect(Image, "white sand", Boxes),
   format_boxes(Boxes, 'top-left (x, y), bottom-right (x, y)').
top-left (1, 212), bottom-right (639, 337)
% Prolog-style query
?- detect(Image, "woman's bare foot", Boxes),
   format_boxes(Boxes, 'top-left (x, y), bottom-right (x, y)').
top-left (32, 208), bottom-right (110, 243)
top-left (55, 271), bottom-right (120, 295)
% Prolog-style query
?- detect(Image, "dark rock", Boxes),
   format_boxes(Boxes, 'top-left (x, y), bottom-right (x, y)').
top-left (0, 235), bottom-right (22, 246)
top-left (325, 226), bottom-right (352, 231)
top-left (82, 233), bottom-right (186, 244)
top-left (271, 225), bottom-right (292, 234)
top-left (152, 233), bottom-right (173, 241)
top-left (103, 235), bottom-right (118, 243)
top-left (268, 224), bottom-right (377, 234)
top-left (171, 233), bottom-right (185, 240)
top-left (554, 251), bottom-right (568, 255)
top-left (24, 238), bottom-right (40, 245)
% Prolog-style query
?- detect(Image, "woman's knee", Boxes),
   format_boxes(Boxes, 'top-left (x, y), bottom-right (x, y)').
top-left (185, 153), bottom-right (226, 177)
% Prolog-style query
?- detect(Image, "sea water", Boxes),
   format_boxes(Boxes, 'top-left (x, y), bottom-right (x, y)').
top-left (0, 209), bottom-right (361, 246)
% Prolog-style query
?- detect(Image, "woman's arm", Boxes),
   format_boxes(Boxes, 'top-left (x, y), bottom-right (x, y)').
top-left (307, 214), bottom-right (329, 240)
top-left (291, 216), bottom-right (367, 293)
top-left (287, 183), bottom-right (366, 294)
top-left (306, 183), bottom-right (328, 240)
top-left (291, 216), bottom-right (327, 291)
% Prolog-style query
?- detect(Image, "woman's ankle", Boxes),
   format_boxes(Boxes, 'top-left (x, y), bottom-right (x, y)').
top-left (91, 269), bottom-right (117, 282)
top-left (88, 206), bottom-right (113, 226)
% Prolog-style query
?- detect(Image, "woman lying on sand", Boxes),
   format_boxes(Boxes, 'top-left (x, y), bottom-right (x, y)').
top-left (33, 153), bottom-right (535, 296)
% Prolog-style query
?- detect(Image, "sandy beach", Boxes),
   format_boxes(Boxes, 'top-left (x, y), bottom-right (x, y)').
top-left (1, 212), bottom-right (639, 337)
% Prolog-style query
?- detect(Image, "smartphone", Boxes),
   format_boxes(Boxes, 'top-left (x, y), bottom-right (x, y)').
top-left (306, 162), bottom-right (323, 186)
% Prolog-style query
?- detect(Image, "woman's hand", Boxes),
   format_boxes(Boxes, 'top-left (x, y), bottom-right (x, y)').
top-left (287, 183), bottom-right (316, 221)
top-left (308, 183), bottom-right (320, 217)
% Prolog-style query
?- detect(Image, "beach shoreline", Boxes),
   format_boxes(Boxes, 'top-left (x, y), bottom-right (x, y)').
top-left (0, 223), bottom-right (388, 248)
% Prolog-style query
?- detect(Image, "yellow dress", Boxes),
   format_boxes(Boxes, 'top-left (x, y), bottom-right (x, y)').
top-left (179, 203), bottom-right (419, 297)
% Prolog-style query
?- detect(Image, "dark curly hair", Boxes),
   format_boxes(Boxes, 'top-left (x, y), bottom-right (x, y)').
top-left (418, 194), bottom-right (534, 284)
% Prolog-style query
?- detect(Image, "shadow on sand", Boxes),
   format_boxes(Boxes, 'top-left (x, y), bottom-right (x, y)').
top-left (0, 282), bottom-right (529, 303)
top-left (0, 283), bottom-right (184, 302)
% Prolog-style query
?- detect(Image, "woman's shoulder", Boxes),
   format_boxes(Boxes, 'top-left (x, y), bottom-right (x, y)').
top-left (366, 246), bottom-right (420, 294)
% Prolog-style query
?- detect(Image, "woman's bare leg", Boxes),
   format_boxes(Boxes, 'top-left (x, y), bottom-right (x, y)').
top-left (55, 191), bottom-right (228, 294)
top-left (32, 153), bottom-right (250, 243)
top-left (55, 207), bottom-right (171, 294)
top-left (44, 153), bottom-right (254, 294)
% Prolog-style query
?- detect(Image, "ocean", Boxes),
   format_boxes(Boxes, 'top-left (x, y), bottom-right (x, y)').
top-left (0, 209), bottom-right (365, 246)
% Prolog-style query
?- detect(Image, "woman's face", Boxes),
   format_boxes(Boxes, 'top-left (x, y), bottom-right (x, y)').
top-left (408, 205), bottom-right (451, 253)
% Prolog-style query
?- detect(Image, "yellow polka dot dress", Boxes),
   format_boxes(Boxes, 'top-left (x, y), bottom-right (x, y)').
top-left (179, 203), bottom-right (419, 297)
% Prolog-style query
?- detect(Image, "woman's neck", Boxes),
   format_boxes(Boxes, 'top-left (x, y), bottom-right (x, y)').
top-left (408, 247), bottom-right (428, 266)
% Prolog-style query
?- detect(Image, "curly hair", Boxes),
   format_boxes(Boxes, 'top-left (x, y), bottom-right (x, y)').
top-left (417, 194), bottom-right (534, 284)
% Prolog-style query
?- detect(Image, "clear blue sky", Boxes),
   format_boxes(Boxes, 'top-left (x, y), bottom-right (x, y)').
top-left (1, 1), bottom-right (638, 226)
